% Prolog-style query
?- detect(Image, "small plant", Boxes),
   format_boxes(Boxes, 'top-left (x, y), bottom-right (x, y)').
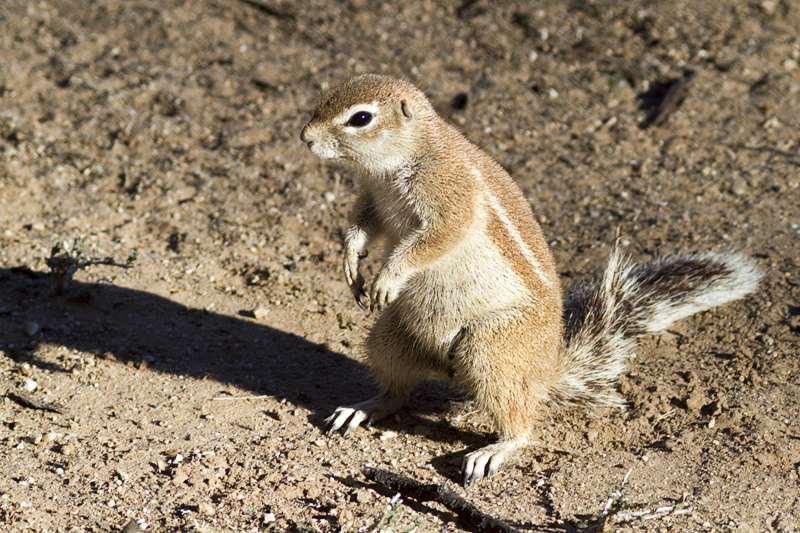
top-left (368, 493), bottom-right (425, 532)
top-left (371, 493), bottom-right (400, 531)
top-left (46, 236), bottom-right (137, 293)
top-left (584, 469), bottom-right (695, 531)
top-left (581, 469), bottom-right (633, 531)
top-left (370, 493), bottom-right (406, 532)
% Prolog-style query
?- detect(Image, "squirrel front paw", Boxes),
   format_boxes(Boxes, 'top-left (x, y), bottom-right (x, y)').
top-left (343, 250), bottom-right (368, 310)
top-left (370, 268), bottom-right (406, 311)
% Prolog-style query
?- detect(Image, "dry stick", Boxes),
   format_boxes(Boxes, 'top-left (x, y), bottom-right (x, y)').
top-left (7, 392), bottom-right (67, 415)
top-left (363, 467), bottom-right (520, 533)
top-left (583, 467), bottom-right (693, 532)
top-left (236, 0), bottom-right (295, 19)
top-left (211, 395), bottom-right (272, 401)
top-left (601, 468), bottom-right (632, 516)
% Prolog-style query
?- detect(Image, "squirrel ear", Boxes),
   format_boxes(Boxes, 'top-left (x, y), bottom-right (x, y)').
top-left (399, 100), bottom-right (414, 121)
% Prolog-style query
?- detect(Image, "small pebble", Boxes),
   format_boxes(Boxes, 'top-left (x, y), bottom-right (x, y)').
top-left (760, 0), bottom-right (778, 13)
top-left (60, 443), bottom-right (76, 455)
top-left (379, 431), bottom-right (398, 441)
top-left (354, 489), bottom-right (372, 503)
top-left (730, 178), bottom-right (747, 196)
top-left (686, 392), bottom-right (707, 412)
top-left (198, 502), bottom-right (215, 516)
top-left (323, 192), bottom-right (336, 203)
top-left (252, 306), bottom-right (269, 320)
top-left (42, 432), bottom-right (60, 443)
top-left (25, 322), bottom-right (40, 337)
top-left (20, 379), bottom-right (37, 392)
top-left (413, 425), bottom-right (430, 437)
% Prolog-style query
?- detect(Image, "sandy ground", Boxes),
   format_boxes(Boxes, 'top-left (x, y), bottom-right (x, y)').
top-left (1, 0), bottom-right (799, 531)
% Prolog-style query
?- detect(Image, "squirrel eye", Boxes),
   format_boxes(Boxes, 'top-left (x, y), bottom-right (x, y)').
top-left (346, 111), bottom-right (373, 127)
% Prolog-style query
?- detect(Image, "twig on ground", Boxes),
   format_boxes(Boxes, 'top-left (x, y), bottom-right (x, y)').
top-left (211, 395), bottom-right (272, 401)
top-left (7, 391), bottom-right (67, 414)
top-left (46, 236), bottom-right (137, 293)
top-left (236, 0), bottom-right (295, 20)
top-left (363, 467), bottom-right (520, 533)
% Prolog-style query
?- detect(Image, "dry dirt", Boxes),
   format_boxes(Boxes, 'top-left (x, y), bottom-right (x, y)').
top-left (1, 0), bottom-right (800, 532)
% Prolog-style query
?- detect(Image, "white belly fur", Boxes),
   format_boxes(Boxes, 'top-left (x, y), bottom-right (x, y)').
top-left (391, 228), bottom-right (528, 355)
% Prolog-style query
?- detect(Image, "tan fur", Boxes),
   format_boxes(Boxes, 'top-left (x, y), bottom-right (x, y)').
top-left (300, 74), bottom-right (762, 486)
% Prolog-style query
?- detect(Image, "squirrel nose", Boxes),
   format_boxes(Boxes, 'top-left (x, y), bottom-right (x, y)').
top-left (300, 125), bottom-right (314, 146)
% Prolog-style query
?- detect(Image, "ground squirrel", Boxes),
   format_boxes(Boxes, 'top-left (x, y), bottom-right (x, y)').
top-left (300, 74), bottom-right (762, 486)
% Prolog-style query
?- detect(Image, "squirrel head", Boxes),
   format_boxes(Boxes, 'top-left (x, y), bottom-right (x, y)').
top-left (301, 75), bottom-right (435, 175)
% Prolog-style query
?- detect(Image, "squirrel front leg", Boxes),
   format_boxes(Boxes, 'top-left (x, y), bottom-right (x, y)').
top-left (370, 230), bottom-right (430, 310)
top-left (343, 192), bottom-right (378, 310)
top-left (369, 185), bottom-right (476, 310)
top-left (370, 216), bottom-right (462, 311)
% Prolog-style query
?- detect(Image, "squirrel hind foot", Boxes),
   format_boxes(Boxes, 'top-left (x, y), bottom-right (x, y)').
top-left (461, 437), bottom-right (529, 487)
top-left (325, 390), bottom-right (407, 437)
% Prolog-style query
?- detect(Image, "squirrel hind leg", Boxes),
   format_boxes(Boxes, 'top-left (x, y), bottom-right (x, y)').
top-left (451, 308), bottom-right (561, 485)
top-left (327, 306), bottom-right (443, 438)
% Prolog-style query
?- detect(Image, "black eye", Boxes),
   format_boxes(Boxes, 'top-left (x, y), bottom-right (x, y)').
top-left (346, 111), bottom-right (373, 127)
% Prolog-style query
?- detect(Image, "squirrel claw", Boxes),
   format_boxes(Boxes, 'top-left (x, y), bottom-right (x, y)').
top-left (324, 414), bottom-right (340, 437)
top-left (354, 295), bottom-right (367, 310)
top-left (348, 280), bottom-right (368, 310)
top-left (365, 413), bottom-right (380, 429)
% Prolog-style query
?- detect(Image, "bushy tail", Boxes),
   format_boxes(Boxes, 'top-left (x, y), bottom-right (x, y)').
top-left (550, 249), bottom-right (763, 409)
